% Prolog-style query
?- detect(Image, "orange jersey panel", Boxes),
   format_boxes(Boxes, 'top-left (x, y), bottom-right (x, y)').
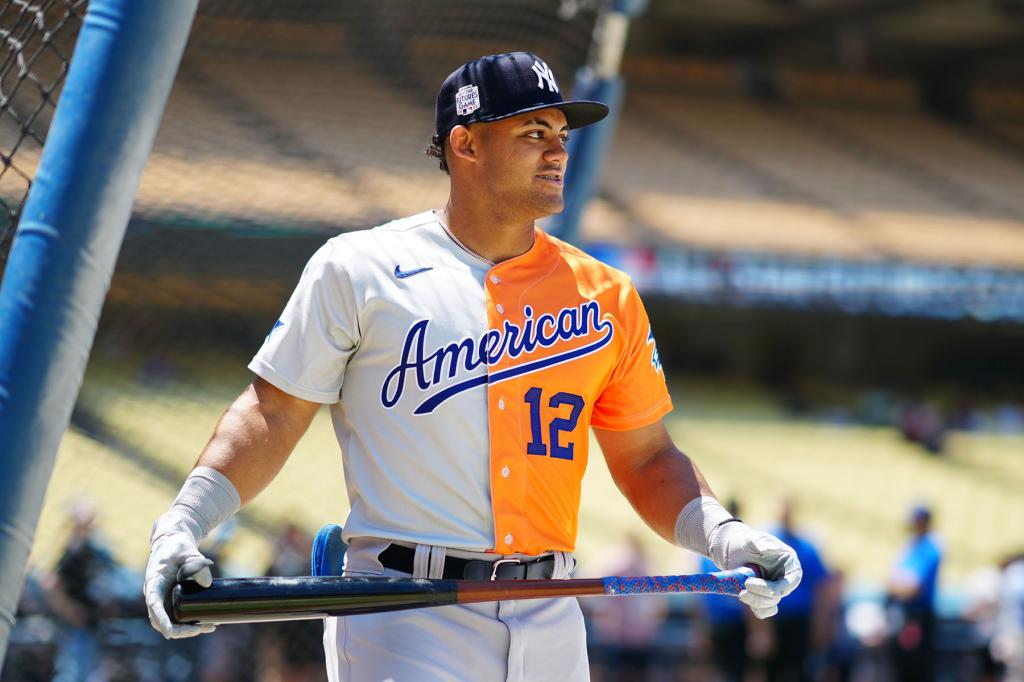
top-left (484, 230), bottom-right (672, 555)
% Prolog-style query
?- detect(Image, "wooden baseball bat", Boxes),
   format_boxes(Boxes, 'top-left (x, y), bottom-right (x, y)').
top-left (171, 567), bottom-right (757, 626)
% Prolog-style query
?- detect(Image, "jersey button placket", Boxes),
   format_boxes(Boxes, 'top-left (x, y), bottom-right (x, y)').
top-left (486, 264), bottom-right (523, 555)
top-left (487, 269), bottom-right (505, 315)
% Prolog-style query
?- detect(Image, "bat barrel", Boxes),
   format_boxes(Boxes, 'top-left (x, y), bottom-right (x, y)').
top-left (172, 576), bottom-right (459, 625)
top-left (171, 568), bottom-right (753, 626)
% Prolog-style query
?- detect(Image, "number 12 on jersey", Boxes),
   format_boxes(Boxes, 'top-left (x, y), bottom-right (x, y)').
top-left (524, 387), bottom-right (585, 460)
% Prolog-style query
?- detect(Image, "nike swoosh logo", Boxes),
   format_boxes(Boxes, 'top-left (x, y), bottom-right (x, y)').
top-left (394, 265), bottom-right (434, 279)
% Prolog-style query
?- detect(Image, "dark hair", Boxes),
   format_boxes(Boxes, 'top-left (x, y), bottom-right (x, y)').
top-left (425, 134), bottom-right (450, 175)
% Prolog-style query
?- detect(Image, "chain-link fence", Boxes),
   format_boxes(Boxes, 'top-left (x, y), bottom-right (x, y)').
top-left (0, 0), bottom-right (84, 272)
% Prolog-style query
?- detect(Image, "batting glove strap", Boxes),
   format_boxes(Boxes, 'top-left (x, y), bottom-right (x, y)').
top-left (673, 496), bottom-right (734, 559)
top-left (151, 466), bottom-right (241, 546)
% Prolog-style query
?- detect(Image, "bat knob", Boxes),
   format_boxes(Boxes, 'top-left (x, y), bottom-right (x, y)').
top-left (743, 563), bottom-right (764, 580)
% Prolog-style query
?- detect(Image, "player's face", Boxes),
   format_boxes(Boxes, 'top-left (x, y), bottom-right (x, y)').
top-left (475, 108), bottom-right (570, 219)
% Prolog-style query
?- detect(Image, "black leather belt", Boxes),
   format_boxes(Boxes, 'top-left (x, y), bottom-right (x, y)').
top-left (378, 544), bottom-right (556, 580)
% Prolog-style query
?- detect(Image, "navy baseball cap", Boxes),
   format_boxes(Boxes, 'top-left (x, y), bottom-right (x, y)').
top-left (435, 52), bottom-right (609, 138)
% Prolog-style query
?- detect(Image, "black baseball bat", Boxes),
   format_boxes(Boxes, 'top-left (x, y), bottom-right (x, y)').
top-left (171, 567), bottom-right (756, 626)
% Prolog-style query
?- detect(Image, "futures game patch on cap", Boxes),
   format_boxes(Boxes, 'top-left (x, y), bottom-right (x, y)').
top-left (435, 52), bottom-right (609, 138)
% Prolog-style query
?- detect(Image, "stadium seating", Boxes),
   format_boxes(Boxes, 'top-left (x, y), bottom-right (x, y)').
top-left (128, 48), bottom-right (1024, 270)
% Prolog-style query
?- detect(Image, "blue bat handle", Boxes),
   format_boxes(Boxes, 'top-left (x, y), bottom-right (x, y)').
top-left (602, 565), bottom-right (757, 597)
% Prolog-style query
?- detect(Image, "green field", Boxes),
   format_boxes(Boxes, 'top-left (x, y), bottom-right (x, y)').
top-left (32, 354), bottom-right (1024, 596)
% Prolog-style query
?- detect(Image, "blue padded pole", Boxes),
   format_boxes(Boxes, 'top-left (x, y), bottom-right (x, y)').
top-left (0, 0), bottom-right (197, 665)
top-left (552, 74), bottom-right (623, 243)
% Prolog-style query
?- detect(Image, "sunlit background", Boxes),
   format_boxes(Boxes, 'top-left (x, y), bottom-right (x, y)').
top-left (2, 1), bottom-right (1023, 680)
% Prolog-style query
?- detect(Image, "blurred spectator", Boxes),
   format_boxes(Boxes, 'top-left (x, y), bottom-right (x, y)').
top-left (886, 504), bottom-right (943, 682)
top-left (585, 533), bottom-right (667, 682)
top-left (898, 402), bottom-right (946, 454)
top-left (762, 497), bottom-right (832, 682)
top-left (699, 552), bottom-right (750, 682)
top-left (698, 498), bottom-right (749, 682)
top-left (855, 389), bottom-right (897, 427)
top-left (258, 523), bottom-right (326, 682)
top-left (42, 500), bottom-right (119, 682)
top-left (962, 564), bottom-right (1005, 682)
top-left (946, 398), bottom-right (981, 432)
top-left (993, 403), bottom-right (1024, 434)
top-left (268, 522), bottom-right (316, 577)
top-left (3, 569), bottom-right (58, 680)
top-left (818, 570), bottom-right (856, 682)
top-left (843, 595), bottom-right (890, 681)
top-left (197, 519), bottom-right (257, 682)
top-left (990, 553), bottom-right (1024, 682)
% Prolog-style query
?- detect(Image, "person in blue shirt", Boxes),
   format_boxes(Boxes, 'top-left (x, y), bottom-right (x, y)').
top-left (698, 499), bottom-right (749, 682)
top-left (763, 497), bottom-right (831, 682)
top-left (887, 504), bottom-right (943, 682)
top-left (700, 553), bottom-right (749, 682)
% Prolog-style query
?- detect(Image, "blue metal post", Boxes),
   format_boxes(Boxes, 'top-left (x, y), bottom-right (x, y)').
top-left (553, 75), bottom-right (624, 243)
top-left (547, 0), bottom-right (647, 244)
top-left (0, 0), bottom-right (197, 666)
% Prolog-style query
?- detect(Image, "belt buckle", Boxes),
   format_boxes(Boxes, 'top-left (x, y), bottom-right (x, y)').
top-left (489, 558), bottom-right (522, 580)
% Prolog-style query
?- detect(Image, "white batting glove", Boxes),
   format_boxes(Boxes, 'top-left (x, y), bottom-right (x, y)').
top-left (143, 466), bottom-right (240, 639)
top-left (144, 530), bottom-right (217, 639)
top-left (710, 522), bottom-right (802, 619)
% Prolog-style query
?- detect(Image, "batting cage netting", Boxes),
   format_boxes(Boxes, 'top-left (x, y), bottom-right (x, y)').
top-left (0, 0), bottom-right (84, 272)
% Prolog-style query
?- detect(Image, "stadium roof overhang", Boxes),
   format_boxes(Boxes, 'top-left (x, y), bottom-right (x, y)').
top-left (635, 0), bottom-right (1024, 80)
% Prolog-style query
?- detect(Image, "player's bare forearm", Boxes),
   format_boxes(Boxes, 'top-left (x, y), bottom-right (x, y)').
top-left (194, 377), bottom-right (321, 505)
top-left (594, 420), bottom-right (717, 545)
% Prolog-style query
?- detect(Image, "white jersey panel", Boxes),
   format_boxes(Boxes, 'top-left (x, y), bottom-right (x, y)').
top-left (250, 212), bottom-right (499, 550)
top-left (249, 239), bottom-right (360, 403)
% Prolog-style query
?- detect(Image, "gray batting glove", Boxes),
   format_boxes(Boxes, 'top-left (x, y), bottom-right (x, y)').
top-left (144, 531), bottom-right (217, 638)
top-left (710, 523), bottom-right (802, 619)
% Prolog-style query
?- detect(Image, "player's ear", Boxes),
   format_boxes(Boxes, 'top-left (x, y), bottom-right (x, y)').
top-left (448, 125), bottom-right (477, 164)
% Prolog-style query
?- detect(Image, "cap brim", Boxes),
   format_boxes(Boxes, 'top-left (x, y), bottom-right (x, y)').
top-left (557, 100), bottom-right (611, 129)
top-left (474, 99), bottom-right (610, 131)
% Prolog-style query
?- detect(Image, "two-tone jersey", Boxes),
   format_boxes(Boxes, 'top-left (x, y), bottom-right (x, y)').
top-left (250, 210), bottom-right (672, 556)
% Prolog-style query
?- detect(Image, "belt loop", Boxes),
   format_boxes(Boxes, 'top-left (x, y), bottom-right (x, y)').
top-left (412, 544), bottom-right (431, 578)
top-left (427, 545), bottom-right (446, 579)
top-left (552, 552), bottom-right (575, 579)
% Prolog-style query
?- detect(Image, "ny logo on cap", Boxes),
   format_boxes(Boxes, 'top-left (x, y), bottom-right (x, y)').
top-left (532, 59), bottom-right (559, 93)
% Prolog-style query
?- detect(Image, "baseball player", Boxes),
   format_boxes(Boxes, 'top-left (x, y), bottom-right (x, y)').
top-left (144, 52), bottom-right (802, 681)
